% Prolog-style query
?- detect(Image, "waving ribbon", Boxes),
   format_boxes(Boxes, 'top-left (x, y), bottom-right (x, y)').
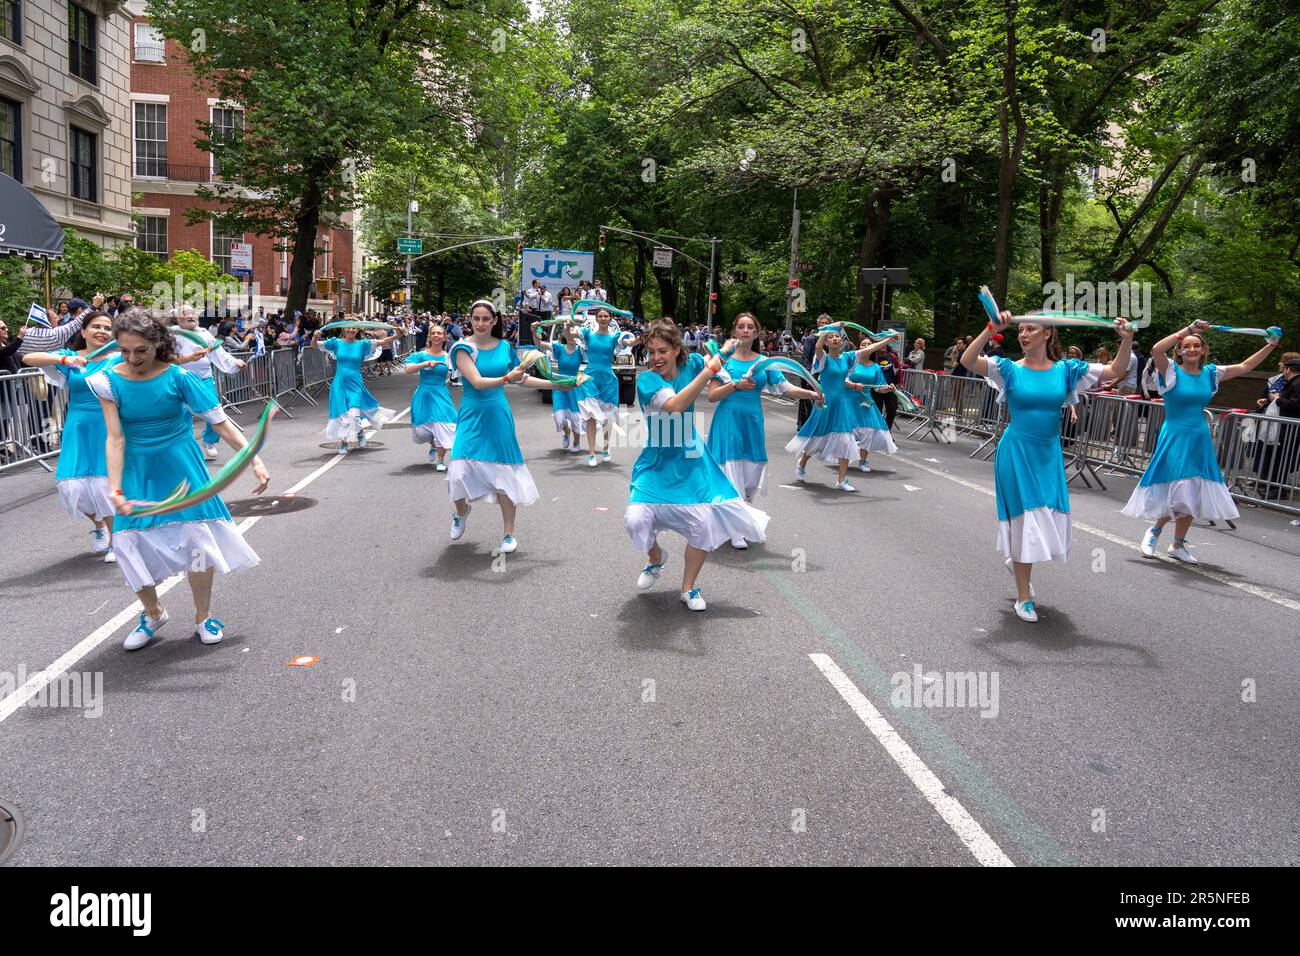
top-left (978, 285), bottom-right (1132, 330)
top-left (515, 349), bottom-right (587, 388)
top-left (744, 355), bottom-right (824, 401)
top-left (318, 320), bottom-right (401, 335)
top-left (1209, 325), bottom-right (1283, 340)
top-left (85, 340), bottom-right (121, 361)
top-left (818, 322), bottom-right (893, 341)
top-left (127, 401), bottom-right (278, 517)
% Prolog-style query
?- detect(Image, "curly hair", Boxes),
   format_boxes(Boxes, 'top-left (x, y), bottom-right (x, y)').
top-left (112, 307), bottom-right (176, 362)
top-left (644, 318), bottom-right (689, 368)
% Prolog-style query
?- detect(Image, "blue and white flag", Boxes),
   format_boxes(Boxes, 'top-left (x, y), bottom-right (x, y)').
top-left (26, 303), bottom-right (51, 328)
top-left (253, 328), bottom-right (266, 356)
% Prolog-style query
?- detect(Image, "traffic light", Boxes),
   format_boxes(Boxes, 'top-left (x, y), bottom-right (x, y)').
top-left (598, 231), bottom-right (606, 252)
top-left (516, 242), bottom-right (523, 256)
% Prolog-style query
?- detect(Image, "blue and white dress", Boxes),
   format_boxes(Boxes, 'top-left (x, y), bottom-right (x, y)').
top-left (983, 356), bottom-right (1106, 563)
top-left (174, 327), bottom-right (243, 447)
top-left (706, 355), bottom-right (795, 499)
top-left (785, 351), bottom-right (860, 462)
top-left (404, 351), bottom-right (458, 449)
top-left (576, 328), bottom-right (622, 425)
top-left (447, 339), bottom-right (539, 506)
top-left (86, 365), bottom-right (259, 592)
top-left (321, 337), bottom-right (396, 441)
top-left (549, 341), bottom-right (584, 433)
top-left (847, 360), bottom-right (898, 454)
top-left (626, 353), bottom-right (769, 551)
top-left (1121, 362), bottom-right (1238, 520)
top-left (41, 349), bottom-right (121, 520)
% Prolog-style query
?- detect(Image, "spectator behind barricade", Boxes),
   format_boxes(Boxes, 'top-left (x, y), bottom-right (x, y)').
top-left (1094, 345), bottom-right (1112, 367)
top-left (907, 337), bottom-right (927, 370)
top-left (0, 323), bottom-right (22, 374)
top-left (1067, 345), bottom-right (1083, 360)
top-left (943, 336), bottom-right (963, 372)
top-left (875, 337), bottom-right (903, 430)
top-left (17, 296), bottom-right (94, 356)
top-left (951, 336), bottom-right (974, 377)
top-left (985, 334), bottom-right (1004, 359)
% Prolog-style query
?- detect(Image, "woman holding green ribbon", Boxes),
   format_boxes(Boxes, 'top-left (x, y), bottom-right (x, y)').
top-left (87, 309), bottom-right (270, 652)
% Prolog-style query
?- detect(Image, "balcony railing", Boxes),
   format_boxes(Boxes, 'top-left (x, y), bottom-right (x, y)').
top-left (134, 43), bottom-right (165, 63)
top-left (131, 162), bottom-right (215, 184)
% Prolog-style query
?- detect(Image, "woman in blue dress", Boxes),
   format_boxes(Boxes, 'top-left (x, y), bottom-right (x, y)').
top-left (846, 334), bottom-right (900, 472)
top-left (447, 299), bottom-right (572, 553)
top-left (576, 308), bottom-right (640, 467)
top-left (172, 307), bottom-right (245, 460)
top-left (403, 323), bottom-right (458, 471)
top-left (537, 318), bottom-right (586, 452)
top-left (1123, 320), bottom-right (1279, 563)
top-left (311, 320), bottom-right (400, 453)
top-left (627, 319), bottom-right (769, 611)
top-left (786, 324), bottom-right (890, 491)
top-left (705, 312), bottom-right (822, 546)
top-left (21, 311), bottom-right (122, 562)
top-left (962, 310), bottom-right (1133, 622)
top-left (87, 310), bottom-right (270, 651)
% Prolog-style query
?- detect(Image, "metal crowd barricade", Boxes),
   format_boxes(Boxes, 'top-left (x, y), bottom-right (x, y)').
top-left (265, 347), bottom-right (300, 418)
top-left (0, 369), bottom-right (69, 474)
top-left (1214, 410), bottom-right (1300, 515)
top-left (299, 346), bottom-right (329, 402)
top-left (899, 369), bottom-right (945, 442)
top-left (212, 350), bottom-right (272, 412)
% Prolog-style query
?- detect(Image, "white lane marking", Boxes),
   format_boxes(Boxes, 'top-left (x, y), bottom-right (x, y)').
top-left (897, 452), bottom-right (1300, 614)
top-left (902, 484), bottom-right (920, 492)
top-left (778, 484), bottom-right (802, 490)
top-left (809, 653), bottom-right (1013, 867)
top-left (0, 408), bottom-right (410, 727)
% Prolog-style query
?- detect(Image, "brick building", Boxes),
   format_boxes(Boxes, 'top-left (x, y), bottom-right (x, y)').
top-left (125, 1), bottom-right (354, 316)
top-left (1, 0), bottom-right (135, 248)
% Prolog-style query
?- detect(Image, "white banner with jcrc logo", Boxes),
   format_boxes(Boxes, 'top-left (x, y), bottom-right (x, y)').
top-left (520, 248), bottom-right (595, 295)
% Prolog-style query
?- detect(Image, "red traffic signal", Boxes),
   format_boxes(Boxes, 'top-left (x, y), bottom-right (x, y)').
top-left (789, 278), bottom-right (799, 288)
top-left (598, 232), bottom-right (607, 252)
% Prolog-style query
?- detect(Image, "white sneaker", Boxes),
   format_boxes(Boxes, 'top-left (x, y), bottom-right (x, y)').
top-left (794, 465), bottom-right (807, 480)
top-left (1140, 527), bottom-right (1161, 557)
top-left (450, 506), bottom-right (471, 541)
top-left (358, 431), bottom-right (368, 448)
top-left (1013, 599), bottom-right (1039, 623)
top-left (195, 617), bottom-right (224, 645)
top-left (730, 536), bottom-right (748, 550)
top-left (103, 547), bottom-right (117, 564)
top-left (435, 461), bottom-right (447, 472)
top-left (637, 554), bottom-right (667, 590)
top-left (124, 609), bottom-right (168, 651)
top-left (857, 460), bottom-right (871, 473)
top-left (428, 447), bottom-right (439, 462)
top-left (680, 587), bottom-right (707, 611)
top-left (834, 480), bottom-right (857, 492)
top-left (602, 450), bottom-right (611, 463)
top-left (499, 535), bottom-right (517, 554)
top-left (587, 454), bottom-right (598, 468)
top-left (203, 443), bottom-right (218, 460)
top-left (89, 528), bottom-right (110, 554)
top-left (1004, 558), bottom-right (1034, 598)
top-left (339, 442), bottom-right (350, 455)
top-left (1168, 543), bottom-right (1198, 564)
top-left (562, 434), bottom-right (571, 449)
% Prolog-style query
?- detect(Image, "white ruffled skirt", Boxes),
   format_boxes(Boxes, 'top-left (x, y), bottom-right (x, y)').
top-left (853, 427), bottom-right (898, 455)
top-left (57, 477), bottom-right (115, 521)
top-left (553, 408), bottom-right (581, 432)
top-left (625, 500), bottom-right (770, 553)
top-left (718, 459), bottom-right (768, 500)
top-left (324, 405), bottom-right (397, 442)
top-left (1120, 477), bottom-right (1239, 521)
top-left (997, 507), bottom-right (1072, 564)
top-left (411, 422), bottom-right (456, 448)
top-left (112, 519), bottom-right (260, 592)
top-left (786, 431), bottom-right (860, 464)
top-left (447, 459), bottom-right (539, 506)
top-left (579, 396), bottom-right (616, 426)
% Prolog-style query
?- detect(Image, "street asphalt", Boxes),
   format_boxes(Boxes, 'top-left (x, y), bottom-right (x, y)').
top-left (1, 369), bottom-right (1297, 866)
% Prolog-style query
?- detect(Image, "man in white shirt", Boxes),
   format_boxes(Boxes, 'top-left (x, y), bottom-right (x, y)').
top-left (589, 279), bottom-right (608, 302)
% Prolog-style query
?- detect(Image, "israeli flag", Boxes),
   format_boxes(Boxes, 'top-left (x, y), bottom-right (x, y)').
top-left (26, 303), bottom-right (52, 328)
top-left (253, 328), bottom-right (266, 356)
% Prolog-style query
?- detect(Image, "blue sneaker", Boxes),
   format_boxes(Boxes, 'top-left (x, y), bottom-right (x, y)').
top-left (124, 609), bottom-right (169, 651)
top-left (196, 617), bottom-right (224, 645)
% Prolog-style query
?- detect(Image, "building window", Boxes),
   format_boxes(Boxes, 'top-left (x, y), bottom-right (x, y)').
top-left (133, 102), bottom-right (167, 177)
top-left (69, 125), bottom-right (95, 202)
top-left (2, 0), bottom-right (20, 45)
top-left (211, 223), bottom-right (240, 274)
top-left (136, 216), bottom-right (166, 259)
top-left (210, 106), bottom-right (242, 177)
top-left (68, 3), bottom-right (96, 84)
top-left (0, 97), bottom-right (18, 183)
top-left (133, 22), bottom-right (163, 62)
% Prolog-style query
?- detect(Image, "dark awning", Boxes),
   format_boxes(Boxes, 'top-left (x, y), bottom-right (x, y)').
top-left (0, 172), bottom-right (64, 259)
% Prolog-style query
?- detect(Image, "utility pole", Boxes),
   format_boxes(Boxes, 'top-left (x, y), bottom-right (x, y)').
top-left (708, 236), bottom-right (719, 331)
top-left (404, 176), bottom-right (417, 313)
top-left (785, 188), bottom-right (800, 335)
